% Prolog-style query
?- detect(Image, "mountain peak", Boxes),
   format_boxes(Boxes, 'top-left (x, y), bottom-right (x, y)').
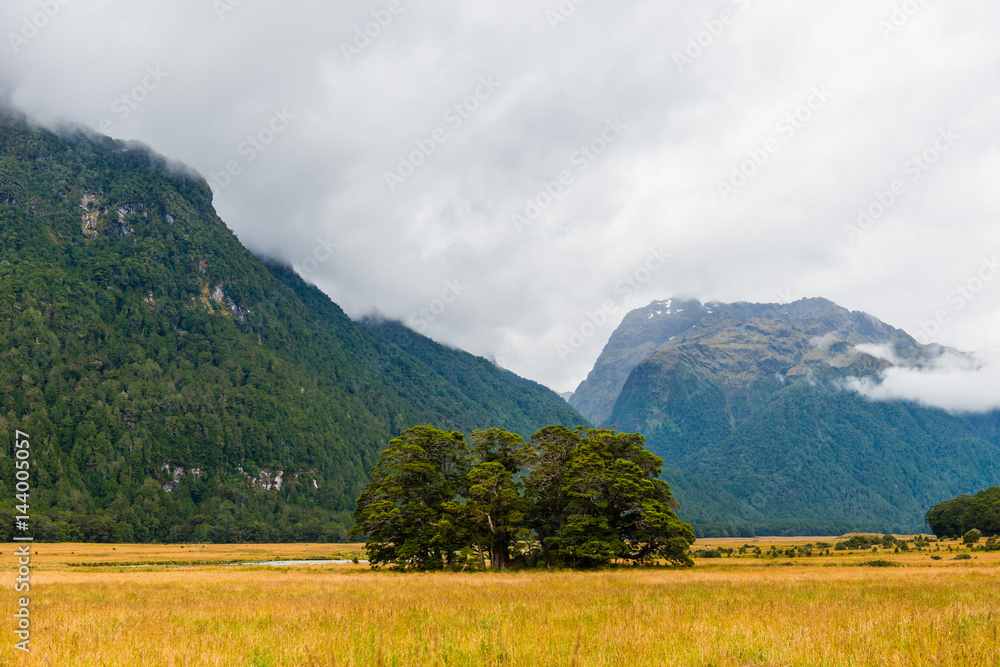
top-left (572, 296), bottom-right (928, 427)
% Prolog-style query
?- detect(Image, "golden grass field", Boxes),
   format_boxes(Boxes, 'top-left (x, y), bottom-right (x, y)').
top-left (2, 537), bottom-right (998, 666)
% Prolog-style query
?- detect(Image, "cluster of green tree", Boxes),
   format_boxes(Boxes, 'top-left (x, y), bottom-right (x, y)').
top-left (351, 425), bottom-right (695, 569)
top-left (0, 111), bottom-right (584, 543)
top-left (926, 487), bottom-right (1000, 538)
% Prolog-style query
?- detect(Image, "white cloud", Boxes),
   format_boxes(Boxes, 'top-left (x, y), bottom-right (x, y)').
top-left (2, 0), bottom-right (1000, 393)
top-left (853, 343), bottom-right (902, 365)
top-left (846, 349), bottom-right (1000, 414)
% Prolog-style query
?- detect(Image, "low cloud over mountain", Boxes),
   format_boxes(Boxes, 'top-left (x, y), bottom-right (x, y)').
top-left (847, 348), bottom-right (1000, 414)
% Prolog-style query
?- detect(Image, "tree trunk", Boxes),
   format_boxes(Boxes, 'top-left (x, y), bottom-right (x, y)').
top-left (490, 543), bottom-right (508, 570)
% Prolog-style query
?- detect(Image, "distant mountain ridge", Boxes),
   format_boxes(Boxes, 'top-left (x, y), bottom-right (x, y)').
top-left (571, 297), bottom-right (1000, 536)
top-left (572, 297), bottom-right (930, 425)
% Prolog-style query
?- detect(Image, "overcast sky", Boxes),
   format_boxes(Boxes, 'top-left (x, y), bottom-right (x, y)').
top-left (2, 0), bottom-right (999, 407)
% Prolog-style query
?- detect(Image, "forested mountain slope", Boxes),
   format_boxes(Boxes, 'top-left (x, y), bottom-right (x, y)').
top-left (0, 112), bottom-right (584, 542)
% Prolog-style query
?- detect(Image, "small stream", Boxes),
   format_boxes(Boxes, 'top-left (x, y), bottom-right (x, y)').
top-left (244, 559), bottom-right (367, 566)
top-left (120, 559), bottom-right (368, 568)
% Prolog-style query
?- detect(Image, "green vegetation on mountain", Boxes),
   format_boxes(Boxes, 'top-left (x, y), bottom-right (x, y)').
top-left (359, 317), bottom-right (579, 434)
top-left (926, 487), bottom-right (1000, 538)
top-left (352, 425), bottom-right (695, 569)
top-left (572, 298), bottom-right (1000, 536)
top-left (0, 111), bottom-right (584, 543)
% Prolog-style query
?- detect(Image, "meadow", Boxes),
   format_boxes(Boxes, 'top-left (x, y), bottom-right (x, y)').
top-left (2, 537), bottom-right (998, 666)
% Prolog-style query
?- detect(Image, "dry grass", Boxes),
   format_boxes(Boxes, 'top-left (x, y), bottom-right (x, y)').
top-left (1, 538), bottom-right (998, 666)
top-left (5, 542), bottom-right (365, 567)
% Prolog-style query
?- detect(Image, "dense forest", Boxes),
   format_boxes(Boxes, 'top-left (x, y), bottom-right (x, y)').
top-left (0, 111), bottom-right (585, 543)
top-left (662, 379), bottom-right (1000, 537)
top-left (926, 487), bottom-right (1000, 538)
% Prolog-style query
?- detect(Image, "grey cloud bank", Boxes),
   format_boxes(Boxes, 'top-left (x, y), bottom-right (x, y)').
top-left (1, 0), bottom-right (998, 409)
top-left (847, 349), bottom-right (1000, 414)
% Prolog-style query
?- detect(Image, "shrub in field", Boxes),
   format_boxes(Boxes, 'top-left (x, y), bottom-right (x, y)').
top-left (858, 560), bottom-right (900, 567)
top-left (963, 529), bottom-right (982, 545)
top-left (881, 534), bottom-right (900, 548)
top-left (836, 535), bottom-right (893, 551)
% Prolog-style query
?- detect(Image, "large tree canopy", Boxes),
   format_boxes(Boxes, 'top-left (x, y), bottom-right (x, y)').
top-left (352, 425), bottom-right (695, 570)
top-left (350, 426), bottom-right (469, 570)
top-left (529, 427), bottom-right (695, 567)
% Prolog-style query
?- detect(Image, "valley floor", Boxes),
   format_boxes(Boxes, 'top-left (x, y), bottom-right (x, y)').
top-left (2, 539), bottom-right (998, 666)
